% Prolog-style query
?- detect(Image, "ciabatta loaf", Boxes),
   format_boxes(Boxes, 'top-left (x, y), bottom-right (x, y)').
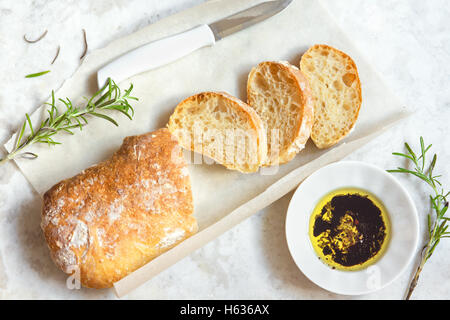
top-left (168, 92), bottom-right (267, 173)
top-left (247, 61), bottom-right (314, 165)
top-left (300, 44), bottom-right (362, 149)
top-left (41, 129), bottom-right (197, 288)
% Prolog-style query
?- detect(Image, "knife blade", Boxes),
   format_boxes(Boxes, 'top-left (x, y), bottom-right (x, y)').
top-left (97, 0), bottom-right (293, 88)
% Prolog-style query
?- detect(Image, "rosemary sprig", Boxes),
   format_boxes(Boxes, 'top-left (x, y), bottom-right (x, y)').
top-left (388, 137), bottom-right (449, 300)
top-left (0, 79), bottom-right (138, 166)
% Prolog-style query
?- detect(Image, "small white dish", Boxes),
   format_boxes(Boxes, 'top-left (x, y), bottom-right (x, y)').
top-left (285, 161), bottom-right (419, 295)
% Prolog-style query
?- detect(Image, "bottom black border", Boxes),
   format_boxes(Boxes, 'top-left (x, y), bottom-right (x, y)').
top-left (1, 299), bottom-right (449, 318)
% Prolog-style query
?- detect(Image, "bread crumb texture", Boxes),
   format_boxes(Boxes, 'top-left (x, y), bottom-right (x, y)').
top-left (300, 44), bottom-right (362, 149)
top-left (41, 128), bottom-right (197, 288)
top-left (247, 61), bottom-right (314, 165)
top-left (168, 91), bottom-right (267, 173)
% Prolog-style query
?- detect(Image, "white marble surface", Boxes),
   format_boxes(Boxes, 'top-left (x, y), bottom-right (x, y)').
top-left (0, 0), bottom-right (449, 299)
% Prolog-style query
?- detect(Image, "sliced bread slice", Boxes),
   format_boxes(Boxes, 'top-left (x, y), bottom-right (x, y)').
top-left (300, 44), bottom-right (362, 149)
top-left (247, 61), bottom-right (314, 165)
top-left (167, 91), bottom-right (267, 173)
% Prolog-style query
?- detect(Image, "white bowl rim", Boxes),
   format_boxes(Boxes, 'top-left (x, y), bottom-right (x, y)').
top-left (285, 160), bottom-right (419, 296)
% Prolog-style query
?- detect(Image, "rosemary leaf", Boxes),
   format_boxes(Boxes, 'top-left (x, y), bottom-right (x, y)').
top-left (80, 29), bottom-right (88, 60)
top-left (25, 70), bottom-right (51, 78)
top-left (51, 46), bottom-right (60, 65)
top-left (89, 112), bottom-right (119, 126)
top-left (23, 30), bottom-right (48, 43)
top-left (25, 114), bottom-right (34, 136)
top-left (16, 120), bottom-right (27, 149)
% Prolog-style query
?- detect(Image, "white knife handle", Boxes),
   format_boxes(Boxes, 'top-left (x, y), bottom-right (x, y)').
top-left (97, 24), bottom-right (216, 88)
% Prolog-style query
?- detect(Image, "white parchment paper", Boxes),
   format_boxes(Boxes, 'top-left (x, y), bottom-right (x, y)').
top-left (5, 0), bottom-right (408, 296)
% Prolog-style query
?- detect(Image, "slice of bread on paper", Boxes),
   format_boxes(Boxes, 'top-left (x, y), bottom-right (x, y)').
top-left (300, 44), bottom-right (362, 149)
top-left (247, 61), bottom-right (314, 166)
top-left (168, 91), bottom-right (267, 173)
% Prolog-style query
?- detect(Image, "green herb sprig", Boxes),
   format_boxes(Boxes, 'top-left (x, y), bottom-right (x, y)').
top-left (0, 79), bottom-right (138, 166)
top-left (388, 137), bottom-right (449, 300)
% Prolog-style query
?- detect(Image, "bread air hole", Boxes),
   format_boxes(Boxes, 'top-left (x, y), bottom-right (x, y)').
top-left (188, 106), bottom-right (200, 113)
top-left (333, 80), bottom-right (343, 91)
top-left (213, 102), bottom-right (228, 114)
top-left (255, 74), bottom-right (270, 92)
top-left (342, 73), bottom-right (356, 87)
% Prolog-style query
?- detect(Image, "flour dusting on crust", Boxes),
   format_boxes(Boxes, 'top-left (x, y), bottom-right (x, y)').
top-left (157, 228), bottom-right (186, 249)
top-left (69, 220), bottom-right (89, 248)
top-left (53, 248), bottom-right (77, 273)
top-left (41, 129), bottom-right (197, 288)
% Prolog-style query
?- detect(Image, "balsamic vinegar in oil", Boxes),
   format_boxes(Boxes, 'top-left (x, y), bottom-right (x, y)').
top-left (309, 188), bottom-right (390, 271)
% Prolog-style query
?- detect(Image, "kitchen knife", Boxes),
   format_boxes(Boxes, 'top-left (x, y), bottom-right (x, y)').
top-left (97, 0), bottom-right (293, 88)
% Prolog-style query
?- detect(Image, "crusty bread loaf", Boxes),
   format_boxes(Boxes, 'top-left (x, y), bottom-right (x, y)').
top-left (167, 91), bottom-right (267, 173)
top-left (300, 44), bottom-right (362, 149)
top-left (247, 61), bottom-right (314, 165)
top-left (41, 128), bottom-right (197, 289)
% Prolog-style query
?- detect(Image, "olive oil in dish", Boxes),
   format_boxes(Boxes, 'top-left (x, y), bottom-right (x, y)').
top-left (309, 188), bottom-right (390, 271)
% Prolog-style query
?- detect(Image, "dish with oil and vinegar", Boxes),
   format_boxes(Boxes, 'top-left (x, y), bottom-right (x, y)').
top-left (309, 188), bottom-right (390, 271)
top-left (285, 161), bottom-right (419, 295)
